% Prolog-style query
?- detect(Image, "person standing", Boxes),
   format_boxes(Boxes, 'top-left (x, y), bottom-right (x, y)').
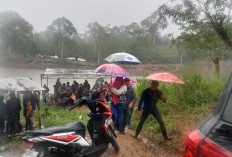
top-left (25, 100), bottom-right (32, 130)
top-left (108, 77), bottom-right (127, 133)
top-left (30, 91), bottom-right (40, 130)
top-left (134, 81), bottom-right (172, 140)
top-left (83, 80), bottom-right (90, 90)
top-left (0, 94), bottom-right (6, 133)
top-left (66, 82), bottom-right (71, 94)
top-left (42, 85), bottom-right (49, 106)
top-left (6, 91), bottom-right (21, 135)
top-left (121, 78), bottom-right (137, 133)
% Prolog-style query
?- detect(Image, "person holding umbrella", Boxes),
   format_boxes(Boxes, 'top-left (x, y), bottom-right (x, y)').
top-left (108, 77), bottom-right (127, 133)
top-left (134, 81), bottom-right (172, 140)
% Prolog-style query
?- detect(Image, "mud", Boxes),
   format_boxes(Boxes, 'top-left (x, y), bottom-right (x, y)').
top-left (102, 133), bottom-right (158, 157)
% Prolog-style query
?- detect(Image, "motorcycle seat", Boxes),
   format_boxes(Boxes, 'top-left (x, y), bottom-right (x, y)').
top-left (28, 121), bottom-right (86, 137)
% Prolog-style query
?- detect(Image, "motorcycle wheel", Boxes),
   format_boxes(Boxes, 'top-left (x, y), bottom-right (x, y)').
top-left (108, 127), bottom-right (120, 152)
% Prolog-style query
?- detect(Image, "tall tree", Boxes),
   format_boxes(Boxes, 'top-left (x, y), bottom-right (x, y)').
top-left (0, 11), bottom-right (34, 55)
top-left (46, 17), bottom-right (78, 58)
top-left (156, 0), bottom-right (232, 74)
top-left (87, 22), bottom-right (111, 63)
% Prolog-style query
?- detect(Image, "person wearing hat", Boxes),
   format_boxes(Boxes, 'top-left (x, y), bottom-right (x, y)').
top-left (120, 78), bottom-right (137, 134)
top-left (108, 77), bottom-right (127, 133)
top-left (0, 94), bottom-right (6, 133)
top-left (134, 81), bottom-right (172, 140)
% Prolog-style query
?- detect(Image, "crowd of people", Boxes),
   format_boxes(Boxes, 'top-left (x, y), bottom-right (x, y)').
top-left (53, 79), bottom-right (91, 104)
top-left (0, 77), bottom-right (171, 140)
top-left (0, 91), bottom-right (41, 136)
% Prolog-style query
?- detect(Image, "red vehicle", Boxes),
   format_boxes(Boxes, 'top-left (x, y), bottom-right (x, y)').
top-left (185, 75), bottom-right (232, 157)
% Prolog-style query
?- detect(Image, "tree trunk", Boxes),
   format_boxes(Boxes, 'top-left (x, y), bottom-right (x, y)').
top-left (212, 57), bottom-right (220, 77)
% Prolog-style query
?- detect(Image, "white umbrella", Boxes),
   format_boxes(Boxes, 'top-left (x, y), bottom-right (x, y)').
top-left (105, 52), bottom-right (141, 65)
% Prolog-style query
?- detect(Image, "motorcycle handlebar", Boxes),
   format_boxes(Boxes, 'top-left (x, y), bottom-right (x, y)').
top-left (69, 99), bottom-right (83, 111)
top-left (69, 89), bottom-right (107, 111)
top-left (69, 104), bottom-right (77, 111)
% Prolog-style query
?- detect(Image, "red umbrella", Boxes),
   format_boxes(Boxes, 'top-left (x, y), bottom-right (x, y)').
top-left (145, 72), bottom-right (184, 84)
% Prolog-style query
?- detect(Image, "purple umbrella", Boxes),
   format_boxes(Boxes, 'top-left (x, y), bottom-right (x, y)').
top-left (94, 64), bottom-right (130, 77)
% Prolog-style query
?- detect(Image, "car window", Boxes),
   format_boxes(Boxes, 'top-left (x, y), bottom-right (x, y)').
top-left (222, 92), bottom-right (232, 123)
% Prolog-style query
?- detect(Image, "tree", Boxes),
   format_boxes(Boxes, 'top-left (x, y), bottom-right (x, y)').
top-left (46, 17), bottom-right (78, 58)
top-left (156, 0), bottom-right (232, 75)
top-left (87, 22), bottom-right (111, 63)
top-left (0, 11), bottom-right (34, 55)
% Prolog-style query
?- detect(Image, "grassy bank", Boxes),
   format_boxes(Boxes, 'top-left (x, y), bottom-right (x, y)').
top-left (34, 106), bottom-right (89, 128)
top-left (131, 70), bottom-right (227, 155)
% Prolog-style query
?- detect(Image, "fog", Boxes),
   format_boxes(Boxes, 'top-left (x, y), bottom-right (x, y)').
top-left (0, 0), bottom-right (179, 35)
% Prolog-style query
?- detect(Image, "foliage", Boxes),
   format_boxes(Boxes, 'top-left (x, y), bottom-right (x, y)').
top-left (56, 58), bottom-right (68, 65)
top-left (156, 0), bottom-right (232, 74)
top-left (0, 11), bottom-right (35, 55)
top-left (0, 10), bottom-right (182, 64)
top-left (24, 55), bottom-right (34, 63)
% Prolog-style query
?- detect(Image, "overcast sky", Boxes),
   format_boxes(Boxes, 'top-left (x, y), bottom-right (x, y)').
top-left (0, 0), bottom-right (180, 35)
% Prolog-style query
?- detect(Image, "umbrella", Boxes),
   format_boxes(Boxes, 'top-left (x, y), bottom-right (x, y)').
top-left (94, 64), bottom-right (130, 77)
top-left (110, 77), bottom-right (136, 86)
top-left (145, 72), bottom-right (184, 84)
top-left (105, 52), bottom-right (141, 65)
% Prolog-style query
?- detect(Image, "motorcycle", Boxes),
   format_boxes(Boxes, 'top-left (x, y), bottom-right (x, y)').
top-left (23, 89), bottom-right (119, 157)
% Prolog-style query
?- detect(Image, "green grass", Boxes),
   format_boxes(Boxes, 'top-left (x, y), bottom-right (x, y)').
top-left (34, 106), bottom-right (89, 127)
top-left (132, 70), bottom-right (227, 154)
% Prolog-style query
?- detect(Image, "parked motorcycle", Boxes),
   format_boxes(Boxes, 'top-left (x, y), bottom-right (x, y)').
top-left (23, 89), bottom-right (119, 157)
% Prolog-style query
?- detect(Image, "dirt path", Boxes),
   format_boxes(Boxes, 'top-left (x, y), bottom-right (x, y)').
top-left (102, 133), bottom-right (158, 157)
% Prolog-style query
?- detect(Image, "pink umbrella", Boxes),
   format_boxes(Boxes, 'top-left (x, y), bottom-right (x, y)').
top-left (94, 64), bottom-right (130, 77)
top-left (145, 72), bottom-right (184, 84)
top-left (110, 77), bottom-right (136, 85)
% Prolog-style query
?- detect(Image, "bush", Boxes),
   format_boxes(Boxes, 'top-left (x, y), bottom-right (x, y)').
top-left (24, 55), bottom-right (34, 63)
top-left (56, 58), bottom-right (68, 65)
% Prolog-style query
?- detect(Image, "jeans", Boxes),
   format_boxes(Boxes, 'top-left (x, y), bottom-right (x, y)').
top-left (0, 118), bottom-right (5, 132)
top-left (110, 102), bottom-right (125, 131)
top-left (42, 94), bottom-right (46, 107)
top-left (6, 113), bottom-right (20, 135)
top-left (127, 106), bottom-right (134, 128)
top-left (121, 108), bottom-right (129, 133)
top-left (135, 108), bottom-right (168, 139)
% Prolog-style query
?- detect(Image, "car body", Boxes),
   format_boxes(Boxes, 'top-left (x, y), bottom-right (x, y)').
top-left (185, 74), bottom-right (232, 157)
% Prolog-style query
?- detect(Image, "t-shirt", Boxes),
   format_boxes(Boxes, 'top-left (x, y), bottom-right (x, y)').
top-left (138, 88), bottom-right (162, 113)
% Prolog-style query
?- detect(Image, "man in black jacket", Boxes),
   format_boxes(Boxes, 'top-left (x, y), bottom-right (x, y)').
top-left (134, 81), bottom-right (171, 140)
